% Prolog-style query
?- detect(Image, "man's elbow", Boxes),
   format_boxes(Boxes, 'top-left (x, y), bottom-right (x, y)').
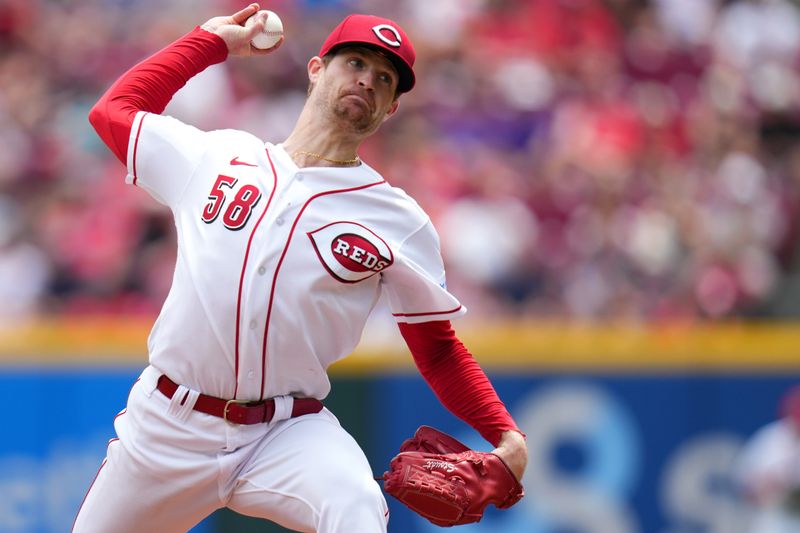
top-left (87, 101), bottom-right (107, 135)
top-left (86, 98), bottom-right (132, 165)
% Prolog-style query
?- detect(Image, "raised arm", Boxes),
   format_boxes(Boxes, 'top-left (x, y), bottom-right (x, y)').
top-left (88, 3), bottom-right (281, 163)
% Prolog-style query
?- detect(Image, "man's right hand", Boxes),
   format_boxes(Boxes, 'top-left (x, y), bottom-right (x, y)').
top-left (200, 3), bottom-right (283, 57)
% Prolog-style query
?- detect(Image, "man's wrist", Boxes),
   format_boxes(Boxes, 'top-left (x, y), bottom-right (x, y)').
top-left (190, 26), bottom-right (230, 63)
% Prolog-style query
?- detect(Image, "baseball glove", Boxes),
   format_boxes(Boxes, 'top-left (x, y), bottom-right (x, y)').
top-left (382, 426), bottom-right (524, 527)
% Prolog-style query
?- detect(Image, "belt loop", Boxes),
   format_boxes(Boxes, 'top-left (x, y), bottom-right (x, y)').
top-left (167, 385), bottom-right (200, 422)
top-left (271, 396), bottom-right (294, 423)
top-left (140, 366), bottom-right (161, 397)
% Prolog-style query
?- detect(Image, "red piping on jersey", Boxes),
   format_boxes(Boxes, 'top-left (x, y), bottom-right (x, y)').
top-left (232, 148), bottom-right (278, 398)
top-left (392, 305), bottom-right (463, 318)
top-left (131, 114), bottom-right (147, 186)
top-left (259, 162), bottom-right (386, 399)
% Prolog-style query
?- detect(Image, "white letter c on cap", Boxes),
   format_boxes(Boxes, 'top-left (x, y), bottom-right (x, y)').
top-left (372, 24), bottom-right (402, 48)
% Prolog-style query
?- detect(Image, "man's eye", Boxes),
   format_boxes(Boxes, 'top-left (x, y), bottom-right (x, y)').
top-left (379, 73), bottom-right (392, 84)
top-left (349, 58), bottom-right (364, 68)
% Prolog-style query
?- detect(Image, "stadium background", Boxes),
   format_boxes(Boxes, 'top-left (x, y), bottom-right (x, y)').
top-left (1, 0), bottom-right (800, 531)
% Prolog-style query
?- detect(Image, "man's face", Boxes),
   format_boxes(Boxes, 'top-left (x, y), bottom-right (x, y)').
top-left (309, 47), bottom-right (400, 136)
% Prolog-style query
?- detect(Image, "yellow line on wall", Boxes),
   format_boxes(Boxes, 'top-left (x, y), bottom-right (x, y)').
top-left (0, 318), bottom-right (798, 373)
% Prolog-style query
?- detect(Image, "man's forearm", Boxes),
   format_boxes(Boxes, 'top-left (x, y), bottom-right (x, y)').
top-left (398, 320), bottom-right (522, 446)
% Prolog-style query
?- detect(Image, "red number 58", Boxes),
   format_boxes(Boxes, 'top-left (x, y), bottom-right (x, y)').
top-left (201, 174), bottom-right (262, 231)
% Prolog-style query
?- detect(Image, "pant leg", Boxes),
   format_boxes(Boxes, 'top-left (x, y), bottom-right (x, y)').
top-left (72, 372), bottom-right (225, 533)
top-left (72, 439), bottom-right (222, 533)
top-left (226, 409), bottom-right (389, 533)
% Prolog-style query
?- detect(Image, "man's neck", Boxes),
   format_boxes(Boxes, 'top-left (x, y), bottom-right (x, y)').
top-left (283, 106), bottom-right (363, 168)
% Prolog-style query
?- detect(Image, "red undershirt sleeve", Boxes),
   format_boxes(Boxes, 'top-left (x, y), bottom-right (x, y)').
top-left (88, 26), bottom-right (229, 164)
top-left (398, 320), bottom-right (524, 447)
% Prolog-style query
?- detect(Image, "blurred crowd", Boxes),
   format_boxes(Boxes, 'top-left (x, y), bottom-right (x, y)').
top-left (2, 0), bottom-right (800, 323)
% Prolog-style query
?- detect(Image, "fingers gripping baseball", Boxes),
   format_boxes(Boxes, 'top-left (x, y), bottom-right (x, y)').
top-left (382, 426), bottom-right (524, 527)
top-left (201, 3), bottom-right (283, 56)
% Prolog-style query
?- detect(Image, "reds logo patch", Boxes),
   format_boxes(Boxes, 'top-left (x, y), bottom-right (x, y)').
top-left (308, 222), bottom-right (394, 283)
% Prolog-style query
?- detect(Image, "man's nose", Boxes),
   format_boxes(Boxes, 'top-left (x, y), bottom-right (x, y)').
top-left (357, 70), bottom-right (375, 90)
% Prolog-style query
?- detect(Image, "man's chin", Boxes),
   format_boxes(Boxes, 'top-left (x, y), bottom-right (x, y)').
top-left (334, 105), bottom-right (377, 134)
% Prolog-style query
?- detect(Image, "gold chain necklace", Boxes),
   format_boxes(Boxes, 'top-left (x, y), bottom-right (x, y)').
top-left (293, 150), bottom-right (361, 166)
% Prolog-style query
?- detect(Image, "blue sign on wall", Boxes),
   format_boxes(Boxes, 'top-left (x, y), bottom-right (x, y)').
top-left (0, 367), bottom-right (213, 533)
top-left (3, 367), bottom-right (798, 533)
top-left (371, 374), bottom-right (800, 533)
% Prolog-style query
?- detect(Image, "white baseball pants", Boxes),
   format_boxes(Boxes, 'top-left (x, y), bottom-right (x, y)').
top-left (72, 366), bottom-right (388, 533)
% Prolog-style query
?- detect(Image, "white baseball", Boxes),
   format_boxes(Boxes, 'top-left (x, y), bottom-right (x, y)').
top-left (245, 10), bottom-right (283, 50)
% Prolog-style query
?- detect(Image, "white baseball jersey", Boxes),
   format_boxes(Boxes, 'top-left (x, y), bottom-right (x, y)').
top-left (125, 111), bottom-right (466, 402)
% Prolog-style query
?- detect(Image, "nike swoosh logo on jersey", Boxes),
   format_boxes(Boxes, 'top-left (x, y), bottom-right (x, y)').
top-left (230, 157), bottom-right (258, 167)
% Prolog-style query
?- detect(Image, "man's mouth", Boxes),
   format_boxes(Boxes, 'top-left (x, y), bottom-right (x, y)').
top-left (342, 92), bottom-right (372, 110)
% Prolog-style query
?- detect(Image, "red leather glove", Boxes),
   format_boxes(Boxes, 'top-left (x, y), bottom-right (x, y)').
top-left (382, 426), bottom-right (524, 527)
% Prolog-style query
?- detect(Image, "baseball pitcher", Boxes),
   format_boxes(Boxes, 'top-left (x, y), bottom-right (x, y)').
top-left (74, 4), bottom-right (527, 532)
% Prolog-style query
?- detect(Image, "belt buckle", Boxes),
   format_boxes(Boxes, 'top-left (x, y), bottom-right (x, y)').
top-left (223, 399), bottom-right (253, 424)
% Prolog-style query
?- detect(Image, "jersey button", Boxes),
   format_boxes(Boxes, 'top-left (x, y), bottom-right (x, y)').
top-left (249, 320), bottom-right (257, 330)
top-left (257, 266), bottom-right (266, 275)
top-left (276, 218), bottom-right (285, 226)
top-left (247, 370), bottom-right (255, 379)
top-left (296, 174), bottom-right (304, 182)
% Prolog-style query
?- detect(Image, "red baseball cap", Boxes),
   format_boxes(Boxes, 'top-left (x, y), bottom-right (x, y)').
top-left (319, 14), bottom-right (416, 94)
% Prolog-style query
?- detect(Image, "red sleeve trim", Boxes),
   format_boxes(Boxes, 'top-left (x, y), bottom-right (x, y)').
top-left (398, 320), bottom-right (522, 447)
top-left (392, 305), bottom-right (463, 318)
top-left (131, 114), bottom-right (147, 186)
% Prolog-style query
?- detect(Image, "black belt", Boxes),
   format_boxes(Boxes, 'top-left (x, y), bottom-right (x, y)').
top-left (156, 375), bottom-right (323, 425)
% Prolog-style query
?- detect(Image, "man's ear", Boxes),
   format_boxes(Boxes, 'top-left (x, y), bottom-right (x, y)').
top-left (383, 99), bottom-right (400, 123)
top-left (308, 56), bottom-right (324, 84)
